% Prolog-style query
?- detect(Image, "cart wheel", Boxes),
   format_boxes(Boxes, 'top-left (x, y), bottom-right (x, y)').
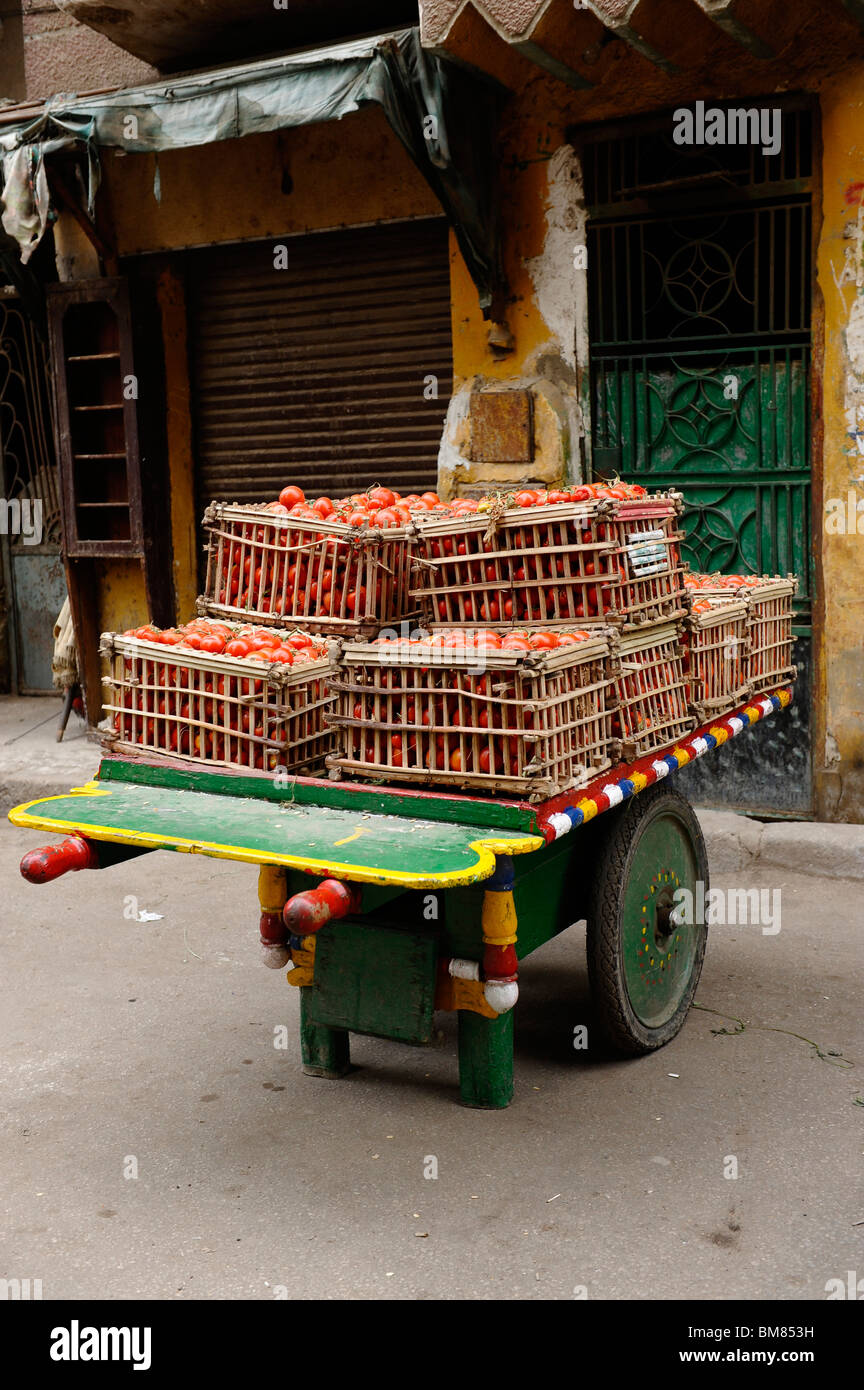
top-left (586, 783), bottom-right (708, 1055)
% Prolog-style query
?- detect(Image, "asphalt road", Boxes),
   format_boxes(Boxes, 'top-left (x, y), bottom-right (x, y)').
top-left (1, 819), bottom-right (862, 1301)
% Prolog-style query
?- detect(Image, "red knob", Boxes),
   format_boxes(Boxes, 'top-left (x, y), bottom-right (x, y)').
top-left (283, 879), bottom-right (360, 935)
top-left (20, 837), bottom-right (98, 884)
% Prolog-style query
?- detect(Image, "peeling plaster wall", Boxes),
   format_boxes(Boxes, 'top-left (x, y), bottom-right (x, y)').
top-left (816, 71), bottom-right (864, 822)
top-left (440, 136), bottom-right (586, 496)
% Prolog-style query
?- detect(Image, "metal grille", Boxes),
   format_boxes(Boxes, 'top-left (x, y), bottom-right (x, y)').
top-left (582, 108), bottom-right (813, 628)
top-left (187, 219), bottom-right (453, 513)
top-left (0, 293), bottom-right (61, 549)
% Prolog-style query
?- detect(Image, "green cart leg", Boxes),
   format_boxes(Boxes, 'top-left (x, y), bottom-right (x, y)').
top-left (457, 1009), bottom-right (514, 1109)
top-left (300, 989), bottom-right (351, 1078)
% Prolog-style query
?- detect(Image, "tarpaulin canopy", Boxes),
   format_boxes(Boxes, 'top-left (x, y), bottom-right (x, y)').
top-left (0, 27), bottom-right (505, 311)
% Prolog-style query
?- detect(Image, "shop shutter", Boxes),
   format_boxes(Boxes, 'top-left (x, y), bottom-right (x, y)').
top-left (187, 218), bottom-right (453, 509)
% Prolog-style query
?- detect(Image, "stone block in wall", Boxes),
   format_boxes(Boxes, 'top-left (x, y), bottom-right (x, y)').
top-left (438, 376), bottom-right (580, 498)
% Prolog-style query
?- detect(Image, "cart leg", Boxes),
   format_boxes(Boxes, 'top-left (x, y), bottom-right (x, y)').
top-left (457, 1009), bottom-right (514, 1109)
top-left (299, 988), bottom-right (351, 1079)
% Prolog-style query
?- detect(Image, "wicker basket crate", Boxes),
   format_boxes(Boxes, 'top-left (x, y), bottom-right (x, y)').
top-left (100, 630), bottom-right (336, 774)
top-left (683, 597), bottom-right (751, 720)
top-left (411, 493), bottom-right (687, 630)
top-left (200, 502), bottom-right (416, 636)
top-left (326, 630), bottom-right (617, 801)
top-left (613, 620), bottom-right (695, 761)
top-left (686, 575), bottom-right (796, 690)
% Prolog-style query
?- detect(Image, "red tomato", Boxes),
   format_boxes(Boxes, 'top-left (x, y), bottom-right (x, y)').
top-left (368, 487), bottom-right (397, 509)
top-left (279, 485), bottom-right (306, 509)
top-left (513, 490), bottom-right (538, 508)
top-left (373, 508), bottom-right (399, 528)
top-left (312, 496), bottom-right (335, 518)
top-left (225, 639), bottom-right (251, 658)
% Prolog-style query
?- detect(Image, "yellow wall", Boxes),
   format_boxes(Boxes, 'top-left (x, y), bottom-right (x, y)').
top-left (93, 107), bottom-right (443, 639)
top-left (103, 107), bottom-right (441, 257)
top-left (815, 73), bottom-right (864, 821)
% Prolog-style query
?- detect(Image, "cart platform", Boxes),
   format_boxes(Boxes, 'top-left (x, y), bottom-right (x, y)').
top-left (9, 758), bottom-right (544, 888)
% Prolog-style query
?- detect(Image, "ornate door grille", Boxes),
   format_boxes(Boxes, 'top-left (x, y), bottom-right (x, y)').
top-left (583, 109), bottom-right (813, 630)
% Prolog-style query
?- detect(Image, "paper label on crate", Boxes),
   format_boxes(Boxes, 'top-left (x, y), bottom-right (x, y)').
top-left (624, 529), bottom-right (670, 577)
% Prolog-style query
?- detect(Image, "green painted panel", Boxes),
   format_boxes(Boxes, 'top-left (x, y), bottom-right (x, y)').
top-left (307, 922), bottom-right (438, 1044)
top-left (10, 782), bottom-right (541, 887)
top-left (443, 835), bottom-right (578, 960)
top-left (592, 346), bottom-right (811, 619)
top-left (96, 758), bottom-right (540, 835)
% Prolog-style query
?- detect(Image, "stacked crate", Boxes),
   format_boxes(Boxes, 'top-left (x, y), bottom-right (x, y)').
top-left (200, 502), bottom-right (416, 637)
top-left (326, 630), bottom-right (617, 801)
top-left (685, 575), bottom-right (797, 692)
top-left (410, 492), bottom-right (687, 628)
top-left (683, 596), bottom-right (751, 720)
top-left (101, 627), bottom-right (335, 774)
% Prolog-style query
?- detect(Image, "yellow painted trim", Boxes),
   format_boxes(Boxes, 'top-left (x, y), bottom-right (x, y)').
top-left (630, 771), bottom-right (648, 792)
top-left (258, 864), bottom-right (287, 913)
top-left (481, 887), bottom-right (518, 946)
top-left (8, 800), bottom-right (544, 890)
top-left (286, 967), bottom-right (314, 988)
top-left (434, 973), bottom-right (499, 1019)
top-left (575, 798), bottom-right (598, 823)
top-left (709, 726), bottom-right (729, 745)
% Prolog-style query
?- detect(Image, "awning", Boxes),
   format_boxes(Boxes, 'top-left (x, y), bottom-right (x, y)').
top-left (0, 27), bottom-right (505, 311)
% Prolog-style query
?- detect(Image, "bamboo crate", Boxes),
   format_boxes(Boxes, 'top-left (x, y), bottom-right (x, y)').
top-left (200, 502), bottom-right (416, 636)
top-left (410, 493), bottom-right (687, 630)
top-left (687, 575), bottom-right (796, 690)
top-left (613, 620), bottom-right (695, 761)
top-left (326, 631), bottom-right (617, 801)
top-left (683, 598), bottom-right (751, 720)
top-left (100, 630), bottom-right (336, 774)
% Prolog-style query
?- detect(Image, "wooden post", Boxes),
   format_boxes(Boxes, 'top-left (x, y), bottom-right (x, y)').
top-left (457, 1009), bottom-right (514, 1109)
top-left (299, 989), bottom-right (351, 1079)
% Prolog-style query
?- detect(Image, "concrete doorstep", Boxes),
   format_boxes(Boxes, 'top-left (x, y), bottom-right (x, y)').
top-left (2, 697), bottom-right (863, 881)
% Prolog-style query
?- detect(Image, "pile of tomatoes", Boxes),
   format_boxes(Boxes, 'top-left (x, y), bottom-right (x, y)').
top-left (685, 572), bottom-right (750, 591)
top-left (265, 480), bottom-right (650, 530)
top-left (212, 481), bottom-right (660, 622)
top-left (372, 628), bottom-right (594, 654)
top-left (121, 619), bottom-right (328, 666)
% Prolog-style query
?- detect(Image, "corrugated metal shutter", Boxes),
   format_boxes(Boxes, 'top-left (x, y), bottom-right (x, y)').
top-left (187, 219), bottom-right (453, 509)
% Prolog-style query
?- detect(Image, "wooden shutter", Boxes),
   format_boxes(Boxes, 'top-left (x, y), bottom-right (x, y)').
top-left (187, 218), bottom-right (453, 509)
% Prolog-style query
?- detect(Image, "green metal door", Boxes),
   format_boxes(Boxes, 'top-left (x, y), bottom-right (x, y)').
top-left (582, 108), bottom-right (813, 814)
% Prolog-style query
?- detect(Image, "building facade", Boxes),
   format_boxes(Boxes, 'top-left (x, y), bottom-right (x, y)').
top-left (0, 0), bottom-right (862, 821)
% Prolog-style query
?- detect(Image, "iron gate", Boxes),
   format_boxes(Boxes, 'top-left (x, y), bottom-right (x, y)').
top-left (581, 107), bottom-right (814, 814)
top-left (0, 291), bottom-right (66, 694)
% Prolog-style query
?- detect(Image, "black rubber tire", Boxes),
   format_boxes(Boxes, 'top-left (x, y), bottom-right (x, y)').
top-left (585, 783), bottom-right (709, 1056)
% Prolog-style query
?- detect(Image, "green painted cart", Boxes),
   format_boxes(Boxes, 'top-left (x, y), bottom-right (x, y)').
top-left (9, 688), bottom-right (792, 1108)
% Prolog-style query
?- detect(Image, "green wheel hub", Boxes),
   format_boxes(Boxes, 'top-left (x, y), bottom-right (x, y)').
top-left (622, 812), bottom-right (702, 1029)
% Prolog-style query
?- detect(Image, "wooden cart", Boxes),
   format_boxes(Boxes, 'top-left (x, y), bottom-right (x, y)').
top-left (9, 687), bottom-right (793, 1108)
